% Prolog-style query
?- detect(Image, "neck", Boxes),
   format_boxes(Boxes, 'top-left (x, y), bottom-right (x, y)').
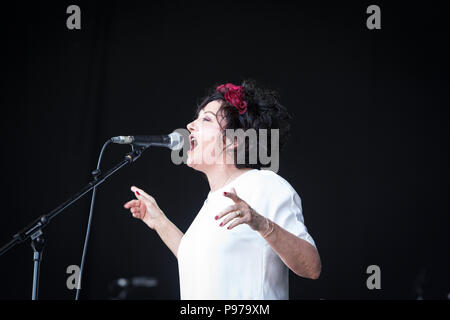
top-left (203, 165), bottom-right (252, 192)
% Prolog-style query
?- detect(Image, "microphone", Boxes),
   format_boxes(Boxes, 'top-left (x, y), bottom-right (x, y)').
top-left (111, 131), bottom-right (184, 150)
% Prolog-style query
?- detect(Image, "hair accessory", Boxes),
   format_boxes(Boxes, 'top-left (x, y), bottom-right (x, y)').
top-left (216, 83), bottom-right (247, 114)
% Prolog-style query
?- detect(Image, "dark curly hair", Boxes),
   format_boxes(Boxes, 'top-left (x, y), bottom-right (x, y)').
top-left (195, 79), bottom-right (292, 170)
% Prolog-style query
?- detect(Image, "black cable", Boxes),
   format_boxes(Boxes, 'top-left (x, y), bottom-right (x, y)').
top-left (75, 139), bottom-right (111, 300)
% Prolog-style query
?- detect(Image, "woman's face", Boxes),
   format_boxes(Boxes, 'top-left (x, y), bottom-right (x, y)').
top-left (186, 100), bottom-right (232, 171)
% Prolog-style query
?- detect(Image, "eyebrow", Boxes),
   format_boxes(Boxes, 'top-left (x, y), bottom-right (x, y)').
top-left (198, 110), bottom-right (217, 118)
top-left (203, 111), bottom-right (216, 117)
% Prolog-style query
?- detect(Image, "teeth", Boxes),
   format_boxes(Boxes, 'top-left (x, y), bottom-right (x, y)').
top-left (190, 136), bottom-right (197, 149)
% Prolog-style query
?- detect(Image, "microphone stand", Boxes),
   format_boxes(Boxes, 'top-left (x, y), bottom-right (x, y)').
top-left (0, 143), bottom-right (148, 300)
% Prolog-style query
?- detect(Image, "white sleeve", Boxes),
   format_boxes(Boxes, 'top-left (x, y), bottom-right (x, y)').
top-left (273, 191), bottom-right (316, 248)
top-left (249, 181), bottom-right (316, 248)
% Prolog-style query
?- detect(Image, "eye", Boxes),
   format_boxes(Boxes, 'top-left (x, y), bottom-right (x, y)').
top-left (203, 117), bottom-right (211, 122)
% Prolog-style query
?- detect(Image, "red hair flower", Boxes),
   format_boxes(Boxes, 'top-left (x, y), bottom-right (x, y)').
top-left (216, 83), bottom-right (247, 114)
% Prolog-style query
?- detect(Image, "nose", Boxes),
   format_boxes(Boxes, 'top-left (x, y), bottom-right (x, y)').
top-left (187, 119), bottom-right (196, 132)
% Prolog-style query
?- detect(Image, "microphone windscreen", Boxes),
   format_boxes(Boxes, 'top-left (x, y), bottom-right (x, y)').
top-left (169, 131), bottom-right (184, 150)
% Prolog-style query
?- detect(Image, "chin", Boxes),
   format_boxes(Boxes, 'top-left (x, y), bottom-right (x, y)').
top-left (186, 155), bottom-right (199, 170)
top-left (187, 157), bottom-right (209, 174)
top-left (186, 161), bottom-right (195, 169)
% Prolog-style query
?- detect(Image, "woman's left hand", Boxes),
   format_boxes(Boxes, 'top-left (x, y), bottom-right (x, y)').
top-left (215, 187), bottom-right (267, 232)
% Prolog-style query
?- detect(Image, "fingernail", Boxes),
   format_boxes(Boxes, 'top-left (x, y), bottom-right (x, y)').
top-left (223, 192), bottom-right (227, 195)
top-left (219, 222), bottom-right (223, 227)
top-left (136, 191), bottom-right (140, 196)
top-left (215, 216), bottom-right (218, 220)
top-left (227, 226), bottom-right (231, 230)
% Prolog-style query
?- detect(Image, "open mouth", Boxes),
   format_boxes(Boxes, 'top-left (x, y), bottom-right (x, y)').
top-left (189, 135), bottom-right (198, 151)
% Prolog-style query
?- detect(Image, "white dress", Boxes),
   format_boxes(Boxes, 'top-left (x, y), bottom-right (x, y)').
top-left (177, 169), bottom-right (316, 300)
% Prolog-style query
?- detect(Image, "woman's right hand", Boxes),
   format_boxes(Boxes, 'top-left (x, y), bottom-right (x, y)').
top-left (123, 186), bottom-right (165, 230)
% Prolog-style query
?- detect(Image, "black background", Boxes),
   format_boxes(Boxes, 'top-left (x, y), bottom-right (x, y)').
top-left (0, 0), bottom-right (449, 300)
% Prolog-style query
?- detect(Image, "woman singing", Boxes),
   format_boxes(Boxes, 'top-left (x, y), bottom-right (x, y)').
top-left (124, 80), bottom-right (321, 299)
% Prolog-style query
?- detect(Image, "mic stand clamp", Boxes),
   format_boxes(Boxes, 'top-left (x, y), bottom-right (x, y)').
top-left (126, 144), bottom-right (148, 163)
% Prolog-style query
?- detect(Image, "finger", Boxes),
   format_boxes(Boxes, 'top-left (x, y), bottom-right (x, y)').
top-left (223, 188), bottom-right (241, 203)
top-left (131, 207), bottom-right (143, 219)
top-left (219, 210), bottom-right (242, 227)
top-left (139, 200), bottom-right (146, 211)
top-left (226, 217), bottom-right (245, 230)
top-left (124, 199), bottom-right (140, 209)
top-left (131, 186), bottom-right (153, 200)
top-left (215, 204), bottom-right (239, 220)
